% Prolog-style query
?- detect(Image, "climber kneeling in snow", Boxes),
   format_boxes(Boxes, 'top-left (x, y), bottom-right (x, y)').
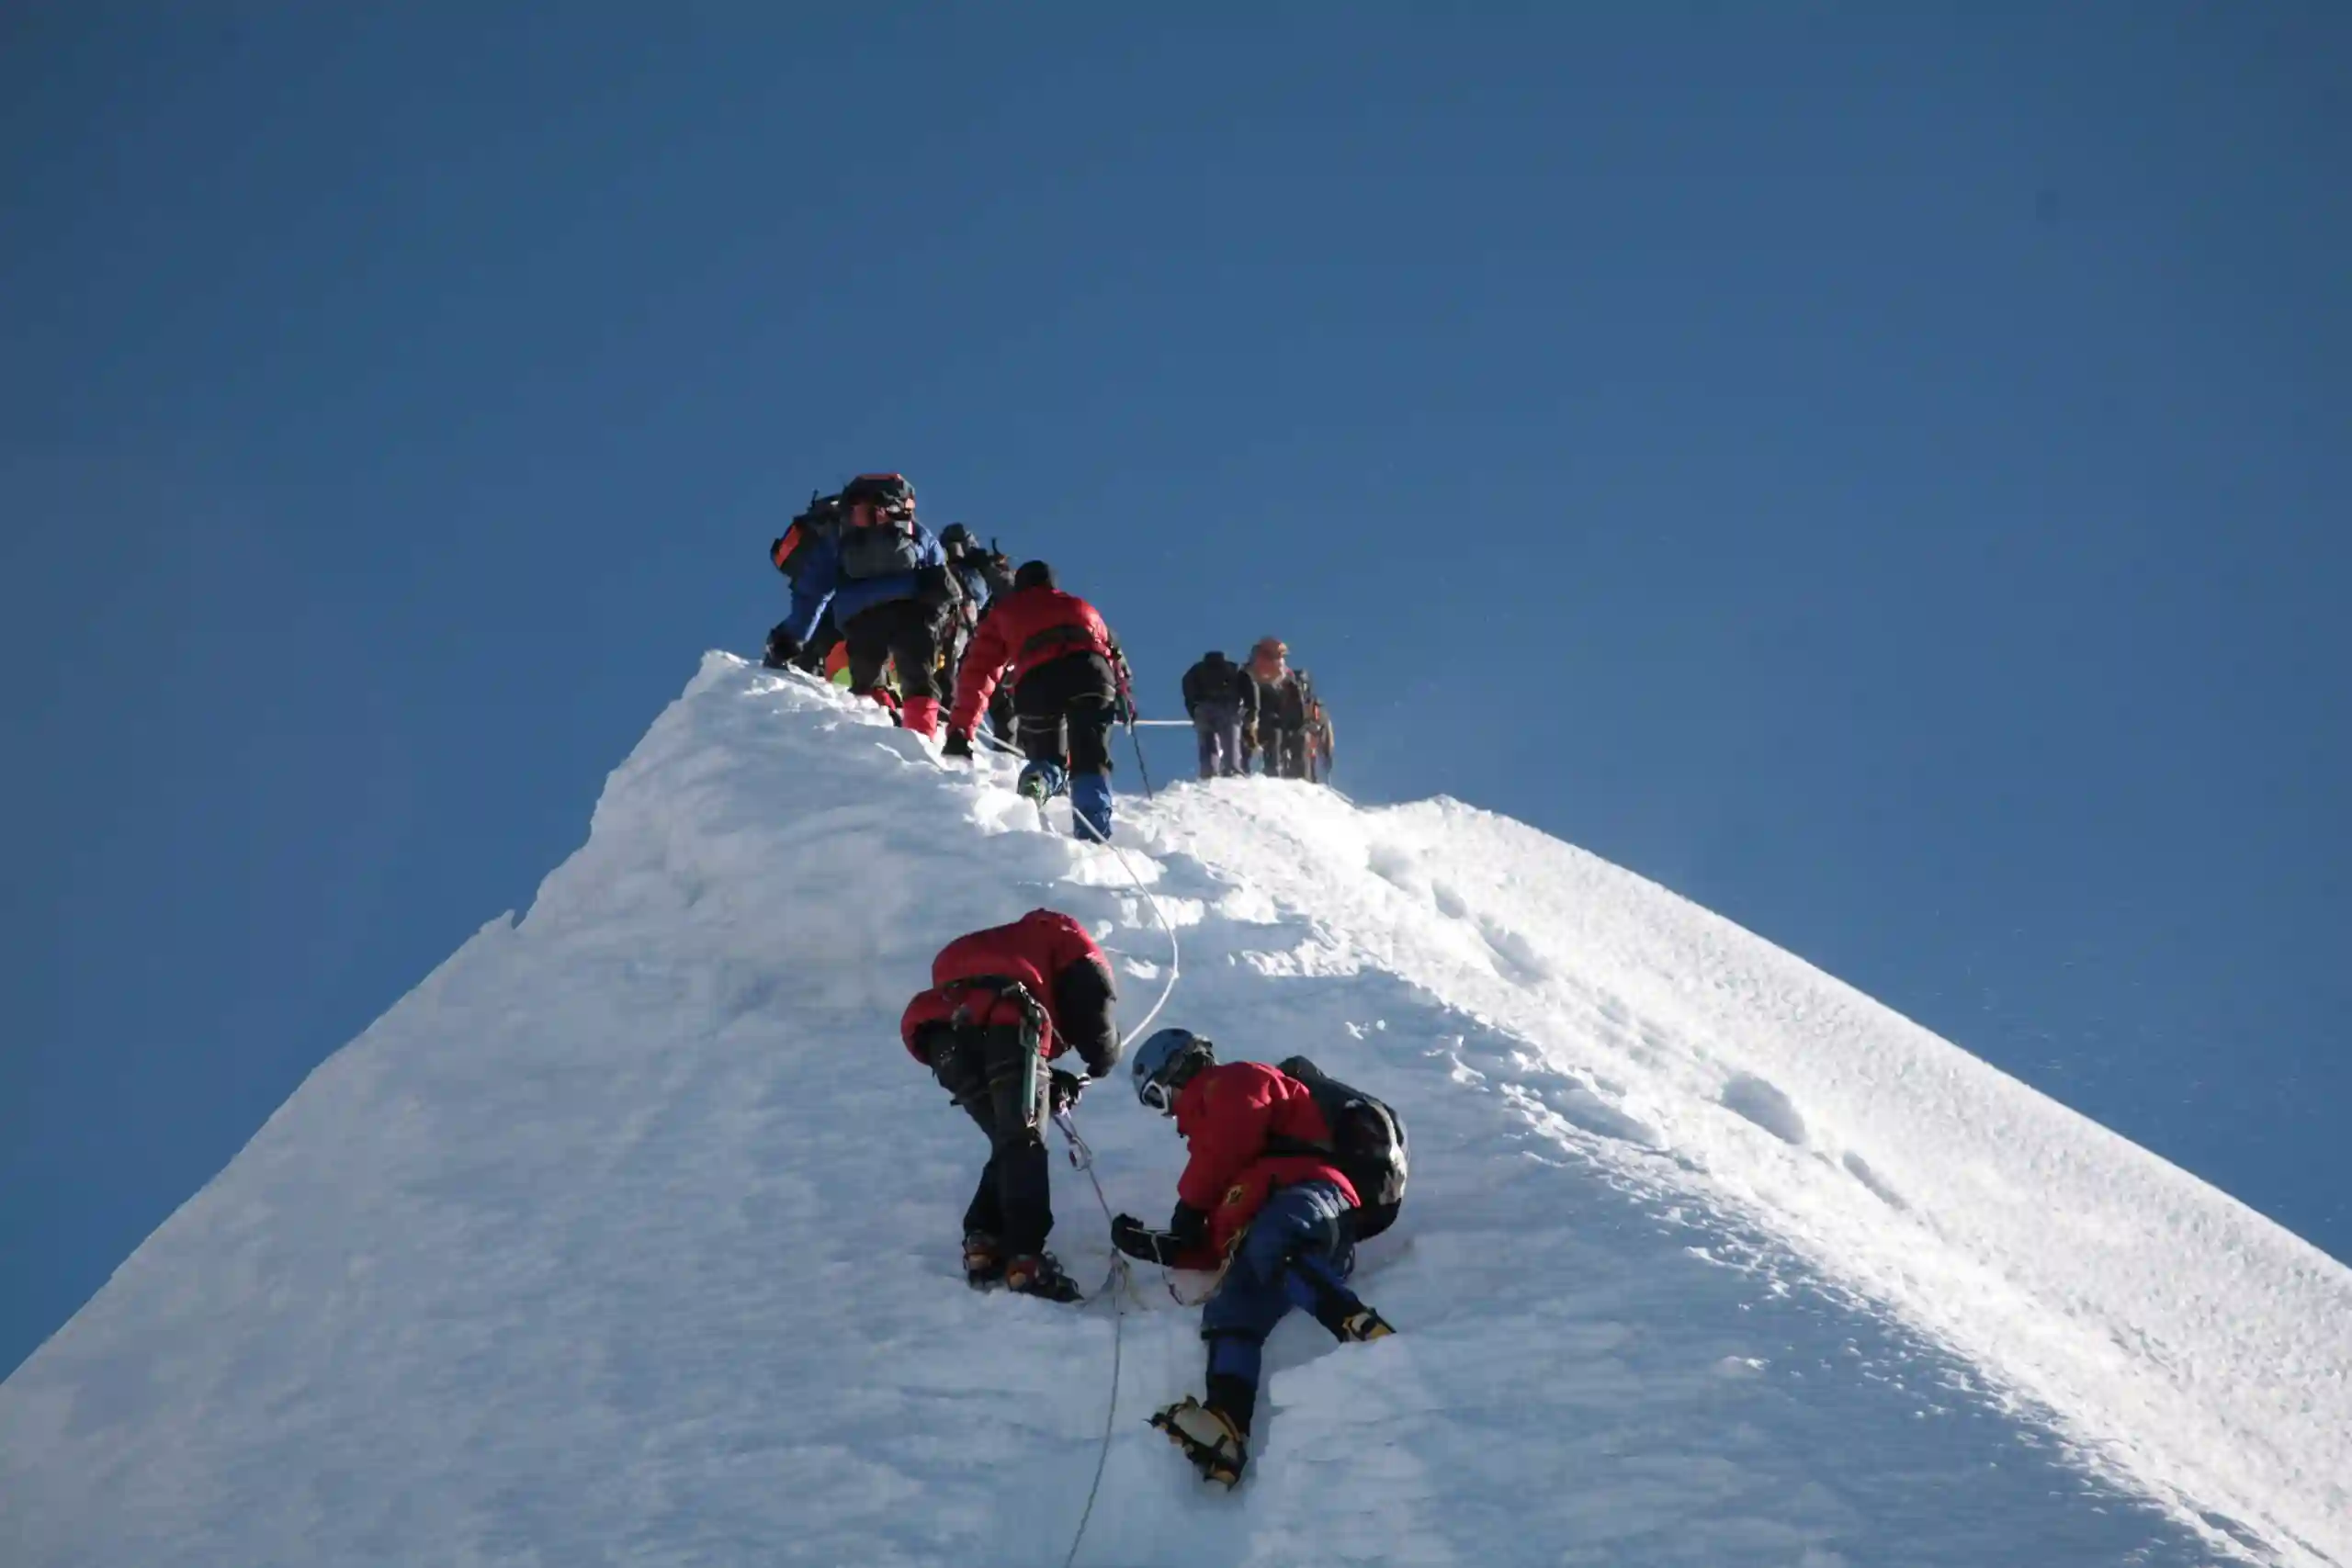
top-left (1114, 1031), bottom-right (1399, 1487)
top-left (761, 472), bottom-right (959, 737)
top-left (899, 909), bottom-right (1121, 1303)
top-left (940, 560), bottom-right (1126, 841)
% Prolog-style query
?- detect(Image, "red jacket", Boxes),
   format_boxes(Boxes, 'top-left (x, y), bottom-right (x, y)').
top-left (1171, 1062), bottom-right (1358, 1261)
top-left (898, 909), bottom-right (1120, 1076)
top-left (948, 585), bottom-right (1115, 736)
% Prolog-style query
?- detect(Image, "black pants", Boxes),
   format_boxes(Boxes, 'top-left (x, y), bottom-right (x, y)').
top-left (1014, 652), bottom-right (1116, 773)
top-left (843, 598), bottom-right (946, 701)
top-left (926, 1023), bottom-right (1052, 1255)
top-left (1264, 725), bottom-right (1309, 779)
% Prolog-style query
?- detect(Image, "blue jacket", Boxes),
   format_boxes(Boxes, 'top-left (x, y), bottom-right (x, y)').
top-left (780, 521), bottom-right (950, 646)
top-left (950, 558), bottom-right (991, 615)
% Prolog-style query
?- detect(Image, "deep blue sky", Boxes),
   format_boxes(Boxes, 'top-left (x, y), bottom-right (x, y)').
top-left (4, 6), bottom-right (2346, 1377)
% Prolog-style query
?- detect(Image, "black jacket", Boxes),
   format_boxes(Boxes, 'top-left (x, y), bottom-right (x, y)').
top-left (1255, 670), bottom-right (1310, 729)
top-left (1182, 653), bottom-right (1261, 720)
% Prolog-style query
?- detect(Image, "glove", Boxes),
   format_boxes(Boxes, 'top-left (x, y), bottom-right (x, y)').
top-left (1114, 694), bottom-right (1136, 725)
top-left (1112, 1214), bottom-right (1175, 1264)
top-left (1048, 1070), bottom-right (1085, 1114)
top-left (1241, 721), bottom-right (1258, 751)
top-left (916, 563), bottom-right (956, 611)
top-left (763, 627), bottom-right (802, 670)
top-left (941, 729), bottom-right (974, 760)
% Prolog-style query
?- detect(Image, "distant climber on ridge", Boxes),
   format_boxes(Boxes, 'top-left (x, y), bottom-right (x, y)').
top-left (760, 473), bottom-right (958, 738)
top-left (899, 909), bottom-right (1122, 1303)
top-left (941, 560), bottom-right (1129, 841)
top-left (1181, 649), bottom-right (1260, 780)
top-left (1245, 637), bottom-right (1317, 781)
top-left (1304, 683), bottom-right (1337, 783)
top-left (1114, 1030), bottom-right (1398, 1487)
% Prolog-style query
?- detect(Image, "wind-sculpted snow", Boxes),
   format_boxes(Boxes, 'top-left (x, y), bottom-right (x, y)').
top-left (2, 652), bottom-right (2345, 1567)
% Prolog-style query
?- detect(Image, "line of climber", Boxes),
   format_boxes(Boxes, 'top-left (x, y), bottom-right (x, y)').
top-left (1179, 640), bottom-right (1336, 784)
top-left (759, 472), bottom-right (1137, 841)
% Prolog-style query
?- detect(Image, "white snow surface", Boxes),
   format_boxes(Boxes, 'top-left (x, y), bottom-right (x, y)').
top-left (4, 652), bottom-right (2346, 1568)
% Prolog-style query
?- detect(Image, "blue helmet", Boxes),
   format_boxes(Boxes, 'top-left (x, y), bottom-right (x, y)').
top-left (1132, 1028), bottom-right (1214, 1114)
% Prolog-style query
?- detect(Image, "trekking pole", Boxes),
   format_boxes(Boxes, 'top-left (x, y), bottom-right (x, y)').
top-left (1112, 644), bottom-right (1155, 801)
top-left (1128, 719), bottom-right (1155, 800)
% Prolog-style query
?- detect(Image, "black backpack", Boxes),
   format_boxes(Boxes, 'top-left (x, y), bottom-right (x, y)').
top-left (1273, 1055), bottom-right (1408, 1237)
top-left (837, 513), bottom-right (925, 581)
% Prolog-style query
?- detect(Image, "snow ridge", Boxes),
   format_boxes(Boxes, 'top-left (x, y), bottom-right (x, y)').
top-left (2, 653), bottom-right (2345, 1568)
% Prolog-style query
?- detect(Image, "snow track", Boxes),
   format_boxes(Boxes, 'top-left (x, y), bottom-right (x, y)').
top-left (2, 653), bottom-right (2344, 1567)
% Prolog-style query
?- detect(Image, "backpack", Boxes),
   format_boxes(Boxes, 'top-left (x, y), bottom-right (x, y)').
top-left (837, 512), bottom-right (925, 581)
top-left (769, 492), bottom-right (842, 583)
top-left (1272, 1055), bottom-right (1408, 1237)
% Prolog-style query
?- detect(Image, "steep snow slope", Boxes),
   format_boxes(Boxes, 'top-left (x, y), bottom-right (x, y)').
top-left (3, 654), bottom-right (2345, 1568)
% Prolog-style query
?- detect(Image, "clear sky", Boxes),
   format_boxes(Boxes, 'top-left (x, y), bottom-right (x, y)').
top-left (4, 6), bottom-right (2346, 1379)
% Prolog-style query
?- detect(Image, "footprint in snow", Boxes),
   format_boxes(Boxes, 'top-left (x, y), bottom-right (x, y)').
top-left (1545, 1081), bottom-right (1665, 1149)
top-left (1471, 915), bottom-right (1552, 987)
top-left (1720, 1072), bottom-right (1809, 1147)
top-left (1840, 1152), bottom-right (1908, 1212)
top-left (1365, 840), bottom-right (1430, 898)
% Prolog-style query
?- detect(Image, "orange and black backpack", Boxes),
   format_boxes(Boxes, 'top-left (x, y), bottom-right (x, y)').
top-left (770, 491), bottom-right (843, 583)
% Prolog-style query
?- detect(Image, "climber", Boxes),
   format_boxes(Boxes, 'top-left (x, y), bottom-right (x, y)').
top-left (1304, 687), bottom-right (1336, 783)
top-left (760, 473), bottom-right (958, 737)
top-left (1181, 650), bottom-right (1260, 779)
top-left (763, 489), bottom-right (847, 677)
top-left (1114, 1030), bottom-right (1397, 1486)
top-left (899, 909), bottom-right (1122, 1303)
top-left (941, 561), bottom-right (1126, 842)
top-left (1245, 637), bottom-right (1315, 780)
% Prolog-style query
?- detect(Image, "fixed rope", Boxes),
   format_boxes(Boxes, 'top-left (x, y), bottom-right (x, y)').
top-left (1053, 1103), bottom-right (1133, 1568)
top-left (949, 706), bottom-right (1182, 1568)
top-left (1053, 755), bottom-right (1182, 1568)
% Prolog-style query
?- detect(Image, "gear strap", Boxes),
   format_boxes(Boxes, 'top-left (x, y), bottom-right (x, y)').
top-left (944, 976), bottom-right (1052, 1128)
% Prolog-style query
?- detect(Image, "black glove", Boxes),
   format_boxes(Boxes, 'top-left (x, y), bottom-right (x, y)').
top-left (1165, 1201), bottom-right (1207, 1250)
top-left (941, 729), bottom-right (974, 759)
top-left (1111, 1214), bottom-right (1175, 1264)
top-left (763, 626), bottom-right (802, 670)
top-left (916, 563), bottom-right (956, 611)
top-left (1048, 1070), bottom-right (1085, 1113)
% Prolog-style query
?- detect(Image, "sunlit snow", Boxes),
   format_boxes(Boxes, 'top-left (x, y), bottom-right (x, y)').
top-left (3, 653), bottom-right (2344, 1567)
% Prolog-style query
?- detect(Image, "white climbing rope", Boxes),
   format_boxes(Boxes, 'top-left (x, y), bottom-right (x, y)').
top-left (1053, 757), bottom-right (1182, 1568)
top-left (952, 714), bottom-right (1182, 1566)
top-left (1053, 1104), bottom-right (1134, 1568)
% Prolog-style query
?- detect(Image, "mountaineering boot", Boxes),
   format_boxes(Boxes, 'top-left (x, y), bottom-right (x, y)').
top-left (1016, 760), bottom-right (1065, 806)
top-left (1002, 1252), bottom-right (1083, 1303)
top-left (1338, 1306), bottom-right (1396, 1342)
top-left (1149, 1397), bottom-right (1249, 1487)
top-left (1069, 772), bottom-right (1114, 841)
top-left (963, 1232), bottom-right (1005, 1290)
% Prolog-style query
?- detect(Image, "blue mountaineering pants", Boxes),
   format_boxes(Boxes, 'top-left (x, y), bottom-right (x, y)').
top-left (1199, 1179), bottom-right (1367, 1428)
